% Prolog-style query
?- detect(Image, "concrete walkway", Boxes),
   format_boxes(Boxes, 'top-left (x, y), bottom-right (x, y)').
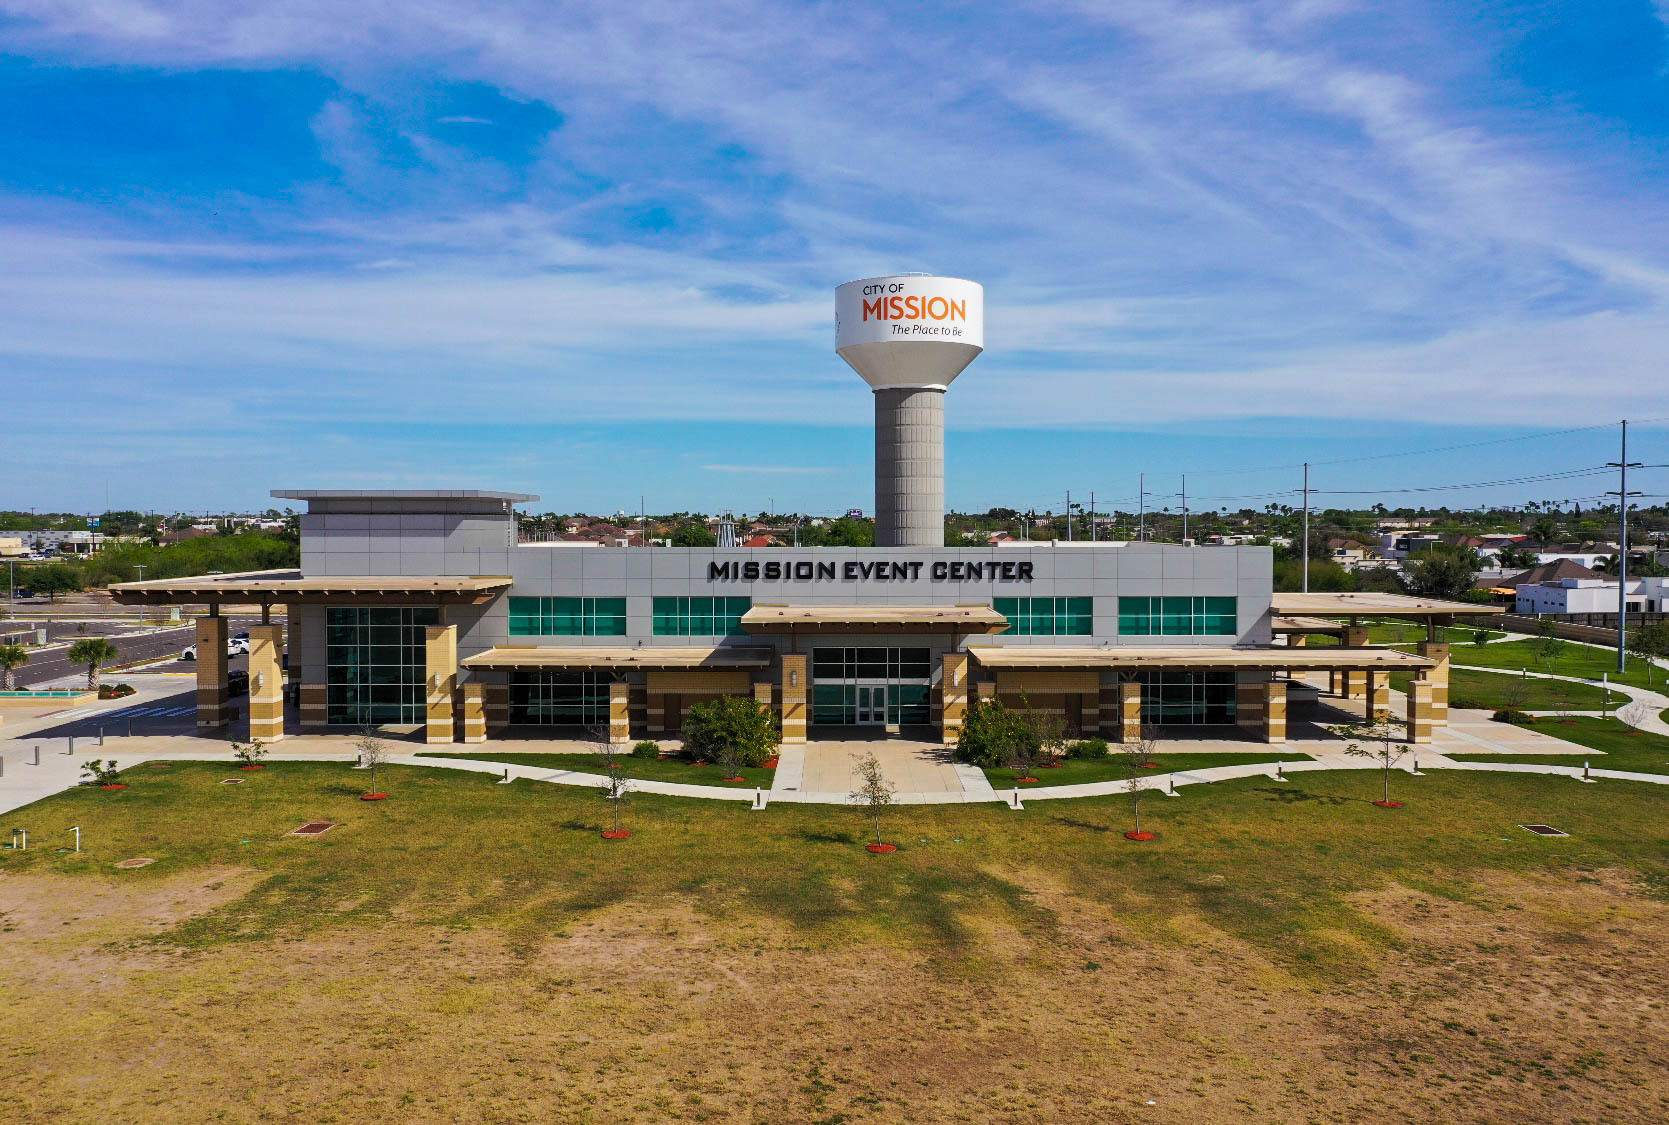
top-left (1448, 662), bottom-right (1669, 737)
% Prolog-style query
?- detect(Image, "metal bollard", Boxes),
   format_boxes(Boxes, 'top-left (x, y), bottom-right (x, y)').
top-left (99, 728), bottom-right (105, 747)
top-left (1275, 762), bottom-right (1286, 781)
top-left (127, 718), bottom-right (132, 738)
top-left (31, 745), bottom-right (39, 766)
top-left (68, 735), bottom-right (74, 756)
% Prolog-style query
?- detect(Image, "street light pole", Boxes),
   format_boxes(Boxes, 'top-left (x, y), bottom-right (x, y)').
top-left (1608, 419), bottom-right (1643, 674)
top-left (1301, 462), bottom-right (1311, 595)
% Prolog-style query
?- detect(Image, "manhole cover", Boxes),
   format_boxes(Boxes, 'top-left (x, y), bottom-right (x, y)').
top-left (290, 821), bottom-right (337, 836)
top-left (114, 858), bottom-right (155, 869)
top-left (219, 778), bottom-right (246, 785)
top-left (1519, 824), bottom-right (1569, 837)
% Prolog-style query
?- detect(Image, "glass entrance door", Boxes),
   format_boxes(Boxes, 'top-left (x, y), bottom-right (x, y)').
top-left (855, 685), bottom-right (886, 725)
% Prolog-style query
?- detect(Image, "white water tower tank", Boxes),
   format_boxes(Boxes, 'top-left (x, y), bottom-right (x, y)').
top-left (835, 276), bottom-right (984, 547)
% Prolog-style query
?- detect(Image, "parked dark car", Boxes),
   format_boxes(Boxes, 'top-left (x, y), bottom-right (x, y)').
top-left (227, 670), bottom-right (249, 697)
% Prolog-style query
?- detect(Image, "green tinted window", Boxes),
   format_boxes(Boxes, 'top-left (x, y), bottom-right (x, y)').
top-left (508, 596), bottom-right (627, 636)
top-left (993, 596), bottom-right (1093, 636)
top-left (651, 596), bottom-right (750, 636)
top-left (1117, 596), bottom-right (1237, 637)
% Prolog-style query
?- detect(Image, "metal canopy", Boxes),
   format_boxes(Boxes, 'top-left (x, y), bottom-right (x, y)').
top-left (461, 645), bottom-right (775, 670)
top-left (967, 645), bottom-right (1436, 671)
top-left (109, 570), bottom-right (513, 606)
top-left (1269, 592), bottom-right (1504, 620)
top-left (739, 603), bottom-right (1009, 634)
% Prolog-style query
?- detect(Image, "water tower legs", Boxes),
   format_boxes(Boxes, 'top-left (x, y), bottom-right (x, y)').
top-left (874, 387), bottom-right (945, 547)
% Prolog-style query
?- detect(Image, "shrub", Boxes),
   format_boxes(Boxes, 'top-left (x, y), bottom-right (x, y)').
top-left (683, 695), bottom-right (780, 768)
top-left (631, 739), bottom-right (660, 759)
top-left (1064, 738), bottom-right (1109, 759)
top-left (954, 698), bottom-right (1037, 769)
top-left (1492, 709), bottom-right (1534, 725)
top-left (80, 759), bottom-right (122, 786)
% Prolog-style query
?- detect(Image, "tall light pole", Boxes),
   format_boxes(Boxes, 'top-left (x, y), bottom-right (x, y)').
top-left (1181, 475), bottom-right (1188, 543)
top-left (1301, 462), bottom-right (1311, 595)
top-left (1138, 473), bottom-right (1146, 542)
top-left (1608, 419), bottom-right (1643, 674)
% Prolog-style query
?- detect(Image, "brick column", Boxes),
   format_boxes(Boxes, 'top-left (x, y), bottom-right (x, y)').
top-left (1264, 680), bottom-right (1288, 744)
top-left (780, 654), bottom-right (807, 744)
top-left (1416, 641), bottom-right (1450, 725)
top-left (1119, 681), bottom-right (1142, 744)
top-left (940, 651), bottom-right (969, 743)
top-left (1080, 689), bottom-right (1101, 736)
top-left (647, 691), bottom-right (667, 735)
top-left (608, 680), bottom-right (630, 745)
top-left (484, 682), bottom-right (509, 734)
top-left (458, 681), bottom-right (486, 743)
top-left (195, 616), bottom-right (228, 729)
top-left (1340, 626), bottom-right (1370, 699)
top-left (246, 624), bottom-right (285, 742)
top-left (1289, 633), bottom-right (1309, 647)
top-left (753, 680), bottom-right (774, 714)
top-left (1235, 680), bottom-right (1265, 737)
top-left (1365, 669), bottom-right (1391, 720)
top-left (1406, 678), bottom-right (1433, 744)
top-left (424, 625), bottom-right (457, 745)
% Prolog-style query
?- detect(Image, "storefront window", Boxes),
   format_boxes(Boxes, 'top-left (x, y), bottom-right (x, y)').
top-left (325, 606), bottom-right (440, 725)
top-left (508, 669), bottom-right (610, 725)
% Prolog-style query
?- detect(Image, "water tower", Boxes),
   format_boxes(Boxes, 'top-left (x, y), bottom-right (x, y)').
top-left (835, 275), bottom-right (985, 547)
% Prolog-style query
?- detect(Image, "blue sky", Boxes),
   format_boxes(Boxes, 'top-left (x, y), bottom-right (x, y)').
top-left (0, 0), bottom-right (1666, 516)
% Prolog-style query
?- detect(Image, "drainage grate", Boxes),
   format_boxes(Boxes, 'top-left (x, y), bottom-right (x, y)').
top-left (1519, 824), bottom-right (1569, 837)
top-left (290, 821), bottom-right (337, 836)
top-left (219, 778), bottom-right (246, 785)
top-left (114, 858), bottom-right (155, 869)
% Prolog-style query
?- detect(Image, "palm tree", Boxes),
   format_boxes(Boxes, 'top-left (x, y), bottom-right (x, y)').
top-left (65, 638), bottom-right (119, 690)
top-left (0, 643), bottom-right (28, 690)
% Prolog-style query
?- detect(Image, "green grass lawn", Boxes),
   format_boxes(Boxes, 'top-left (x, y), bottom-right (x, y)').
top-left (1445, 717), bottom-right (1669, 775)
top-left (1388, 667), bottom-right (1619, 710)
top-left (1428, 638), bottom-right (1665, 694)
top-left (413, 750), bottom-right (776, 787)
top-left (984, 751), bottom-right (1312, 788)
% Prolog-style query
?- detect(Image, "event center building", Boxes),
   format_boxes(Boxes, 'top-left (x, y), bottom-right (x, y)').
top-left (113, 276), bottom-right (1491, 747)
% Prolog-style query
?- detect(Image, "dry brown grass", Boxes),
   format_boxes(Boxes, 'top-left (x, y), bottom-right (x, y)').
top-left (4, 862), bottom-right (1668, 1123)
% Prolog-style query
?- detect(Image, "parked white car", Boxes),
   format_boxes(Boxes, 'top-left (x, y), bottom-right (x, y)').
top-left (181, 637), bottom-right (249, 661)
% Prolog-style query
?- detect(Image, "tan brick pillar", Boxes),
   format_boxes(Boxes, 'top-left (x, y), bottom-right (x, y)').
top-left (1119, 681), bottom-right (1143, 744)
top-left (459, 681), bottom-right (486, 743)
top-left (424, 625), bottom-right (457, 745)
top-left (780, 654), bottom-right (807, 744)
top-left (1080, 689), bottom-right (1101, 735)
top-left (1264, 680), bottom-right (1288, 744)
top-left (753, 680), bottom-right (773, 714)
top-left (1235, 680), bottom-right (1265, 736)
top-left (1416, 641), bottom-right (1450, 725)
top-left (1341, 626), bottom-right (1370, 699)
top-left (1406, 678), bottom-right (1433, 744)
top-left (608, 680), bottom-right (630, 745)
top-left (1365, 669), bottom-right (1390, 720)
top-left (246, 624), bottom-right (285, 742)
top-left (1290, 633), bottom-right (1309, 647)
top-left (484, 682), bottom-right (509, 734)
top-left (299, 683), bottom-right (328, 729)
top-left (195, 616), bottom-right (228, 729)
top-left (647, 691), bottom-right (666, 734)
top-left (940, 651), bottom-right (969, 743)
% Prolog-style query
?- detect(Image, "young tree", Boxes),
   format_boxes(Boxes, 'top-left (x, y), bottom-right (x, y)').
top-left (0, 642), bottom-right (28, 690)
top-left (80, 759), bottom-right (123, 787)
top-left (1626, 622), bottom-right (1669, 686)
top-left (65, 637), bottom-right (119, 689)
top-left (1341, 717), bottom-right (1410, 808)
top-left (682, 694), bottom-right (781, 768)
top-left (355, 730), bottom-right (390, 798)
top-left (849, 751), bottom-right (896, 852)
top-left (1119, 725), bottom-right (1163, 840)
top-left (233, 739), bottom-right (268, 769)
top-left (1532, 618), bottom-right (1566, 672)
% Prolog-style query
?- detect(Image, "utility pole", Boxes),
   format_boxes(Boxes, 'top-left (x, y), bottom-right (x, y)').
top-left (1138, 473), bottom-right (1146, 542)
top-left (1301, 462), bottom-right (1311, 595)
top-left (641, 495), bottom-right (648, 550)
top-left (1066, 490), bottom-right (1072, 542)
top-left (1090, 491), bottom-right (1097, 543)
top-left (1608, 419), bottom-right (1643, 674)
top-left (1181, 475), bottom-right (1188, 543)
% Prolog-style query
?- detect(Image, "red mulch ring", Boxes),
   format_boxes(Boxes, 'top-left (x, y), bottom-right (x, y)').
top-left (866, 843), bottom-right (897, 854)
top-left (1016, 776), bottom-right (1040, 784)
top-left (722, 776), bottom-right (746, 783)
top-left (360, 793), bottom-right (390, 801)
top-left (1040, 761), bottom-right (1064, 769)
top-left (601, 829), bottom-right (632, 840)
top-left (1140, 763), bottom-right (1160, 769)
top-left (764, 757), bottom-right (780, 769)
top-left (1373, 800), bottom-right (1404, 808)
top-left (100, 784), bottom-right (128, 790)
top-left (605, 763), bottom-right (623, 769)
top-left (690, 760), bottom-right (711, 767)
top-left (240, 764), bottom-right (265, 770)
top-left (1124, 830), bottom-right (1155, 842)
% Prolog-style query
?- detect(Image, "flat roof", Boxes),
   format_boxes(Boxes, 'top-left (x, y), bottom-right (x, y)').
top-left (740, 604), bottom-right (1009, 634)
top-left (1269, 592), bottom-right (1503, 618)
top-left (461, 645), bottom-right (775, 670)
top-left (1269, 615), bottom-right (1349, 634)
top-left (271, 489), bottom-right (538, 502)
top-left (968, 645), bottom-right (1436, 670)
top-left (110, 570), bottom-right (513, 605)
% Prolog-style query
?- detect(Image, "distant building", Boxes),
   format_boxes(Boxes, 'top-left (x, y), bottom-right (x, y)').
top-left (1515, 574), bottom-right (1669, 615)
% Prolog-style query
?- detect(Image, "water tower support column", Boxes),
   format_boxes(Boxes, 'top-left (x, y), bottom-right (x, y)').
top-left (874, 387), bottom-right (945, 548)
